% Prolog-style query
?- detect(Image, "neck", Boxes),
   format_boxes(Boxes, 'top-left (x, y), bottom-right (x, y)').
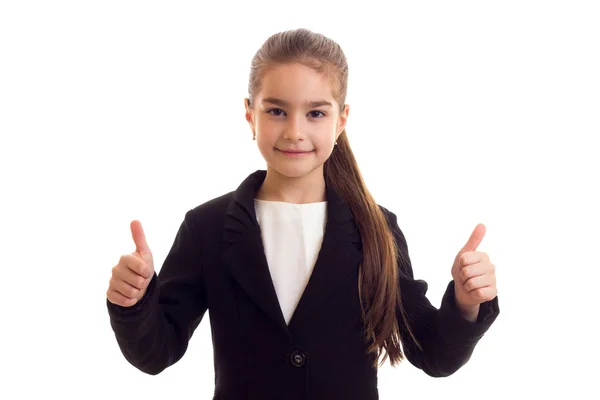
top-left (256, 166), bottom-right (326, 204)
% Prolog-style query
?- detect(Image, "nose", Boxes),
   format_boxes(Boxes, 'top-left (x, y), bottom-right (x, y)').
top-left (282, 113), bottom-right (304, 142)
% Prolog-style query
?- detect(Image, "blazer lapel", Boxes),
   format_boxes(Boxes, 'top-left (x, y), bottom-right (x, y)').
top-left (287, 180), bottom-right (362, 330)
top-left (222, 170), bottom-right (289, 333)
top-left (221, 169), bottom-right (363, 334)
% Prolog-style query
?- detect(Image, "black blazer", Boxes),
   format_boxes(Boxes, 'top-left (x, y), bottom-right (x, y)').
top-left (107, 169), bottom-right (499, 400)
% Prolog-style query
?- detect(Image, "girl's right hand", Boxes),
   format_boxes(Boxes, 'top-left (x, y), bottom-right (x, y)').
top-left (106, 220), bottom-right (155, 307)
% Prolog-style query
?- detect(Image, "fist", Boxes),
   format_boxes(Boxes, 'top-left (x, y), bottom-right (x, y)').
top-left (106, 220), bottom-right (155, 307)
top-left (451, 224), bottom-right (497, 310)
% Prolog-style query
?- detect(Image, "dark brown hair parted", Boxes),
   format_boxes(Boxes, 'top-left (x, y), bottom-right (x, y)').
top-left (246, 28), bottom-right (420, 368)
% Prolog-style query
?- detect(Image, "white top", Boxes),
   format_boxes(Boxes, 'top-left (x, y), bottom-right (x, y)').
top-left (254, 199), bottom-right (327, 325)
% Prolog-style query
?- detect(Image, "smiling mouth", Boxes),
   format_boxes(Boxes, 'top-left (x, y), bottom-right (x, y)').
top-left (276, 149), bottom-right (314, 153)
top-left (276, 149), bottom-right (315, 156)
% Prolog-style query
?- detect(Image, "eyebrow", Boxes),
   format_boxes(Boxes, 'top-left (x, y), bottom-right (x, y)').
top-left (261, 97), bottom-right (333, 108)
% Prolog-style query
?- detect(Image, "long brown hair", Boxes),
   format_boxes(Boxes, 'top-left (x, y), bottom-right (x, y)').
top-left (247, 28), bottom-right (419, 367)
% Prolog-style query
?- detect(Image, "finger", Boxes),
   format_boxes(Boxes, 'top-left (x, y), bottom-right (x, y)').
top-left (107, 289), bottom-right (138, 307)
top-left (131, 220), bottom-right (152, 257)
top-left (459, 262), bottom-right (494, 283)
top-left (469, 286), bottom-right (497, 303)
top-left (460, 223), bottom-right (486, 253)
top-left (463, 274), bottom-right (496, 293)
top-left (458, 251), bottom-right (489, 268)
top-left (119, 254), bottom-right (152, 279)
top-left (110, 277), bottom-right (141, 299)
top-left (114, 263), bottom-right (147, 290)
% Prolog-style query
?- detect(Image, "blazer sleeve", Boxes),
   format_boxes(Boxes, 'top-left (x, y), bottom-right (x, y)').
top-left (106, 210), bottom-right (208, 375)
top-left (383, 208), bottom-right (500, 377)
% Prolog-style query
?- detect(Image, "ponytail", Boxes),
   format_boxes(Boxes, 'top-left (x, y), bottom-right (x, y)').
top-left (324, 129), bottom-right (419, 367)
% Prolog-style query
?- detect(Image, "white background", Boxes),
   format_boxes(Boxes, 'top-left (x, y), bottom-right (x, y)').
top-left (1, 1), bottom-right (598, 398)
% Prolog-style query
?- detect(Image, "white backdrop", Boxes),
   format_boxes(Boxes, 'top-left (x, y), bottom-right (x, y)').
top-left (1, 1), bottom-right (598, 399)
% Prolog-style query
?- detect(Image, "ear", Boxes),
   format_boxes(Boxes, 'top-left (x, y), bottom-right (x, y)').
top-left (337, 104), bottom-right (350, 138)
top-left (245, 98), bottom-right (255, 134)
top-left (244, 98), bottom-right (252, 122)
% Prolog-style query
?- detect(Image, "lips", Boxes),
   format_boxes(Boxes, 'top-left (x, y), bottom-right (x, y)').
top-left (277, 149), bottom-right (313, 153)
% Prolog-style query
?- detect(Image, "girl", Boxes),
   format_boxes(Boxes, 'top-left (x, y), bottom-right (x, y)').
top-left (106, 28), bottom-right (499, 400)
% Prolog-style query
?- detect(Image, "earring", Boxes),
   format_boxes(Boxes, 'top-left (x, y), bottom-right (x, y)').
top-left (253, 133), bottom-right (256, 140)
top-left (334, 141), bottom-right (338, 145)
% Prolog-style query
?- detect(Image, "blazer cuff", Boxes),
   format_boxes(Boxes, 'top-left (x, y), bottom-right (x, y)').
top-left (438, 280), bottom-right (500, 345)
top-left (106, 273), bottom-right (160, 340)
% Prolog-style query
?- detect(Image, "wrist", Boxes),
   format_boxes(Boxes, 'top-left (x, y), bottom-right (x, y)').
top-left (455, 298), bottom-right (479, 322)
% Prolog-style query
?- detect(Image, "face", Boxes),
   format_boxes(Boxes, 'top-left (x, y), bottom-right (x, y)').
top-left (245, 62), bottom-right (349, 180)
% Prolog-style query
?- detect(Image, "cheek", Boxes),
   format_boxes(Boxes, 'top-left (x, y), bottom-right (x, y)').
top-left (256, 118), bottom-right (279, 135)
top-left (314, 126), bottom-right (337, 145)
top-left (255, 121), bottom-right (275, 140)
top-left (313, 136), bottom-right (336, 158)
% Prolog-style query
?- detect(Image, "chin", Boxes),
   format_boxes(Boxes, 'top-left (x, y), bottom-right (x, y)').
top-left (269, 162), bottom-right (322, 180)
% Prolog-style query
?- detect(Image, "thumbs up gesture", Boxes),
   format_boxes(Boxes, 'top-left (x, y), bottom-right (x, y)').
top-left (106, 220), bottom-right (155, 307)
top-left (451, 224), bottom-right (497, 320)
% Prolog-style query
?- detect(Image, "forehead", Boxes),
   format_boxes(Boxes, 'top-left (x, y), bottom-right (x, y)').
top-left (258, 63), bottom-right (336, 104)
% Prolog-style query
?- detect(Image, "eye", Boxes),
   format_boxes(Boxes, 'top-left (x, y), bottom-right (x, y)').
top-left (265, 109), bottom-right (326, 119)
top-left (267, 108), bottom-right (285, 116)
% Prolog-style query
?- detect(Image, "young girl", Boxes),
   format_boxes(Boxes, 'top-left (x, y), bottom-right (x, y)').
top-left (106, 28), bottom-right (499, 400)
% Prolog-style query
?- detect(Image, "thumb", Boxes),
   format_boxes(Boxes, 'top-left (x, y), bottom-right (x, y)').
top-left (130, 220), bottom-right (152, 257)
top-left (459, 223), bottom-right (486, 254)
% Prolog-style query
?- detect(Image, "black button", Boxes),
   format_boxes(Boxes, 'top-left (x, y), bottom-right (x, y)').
top-left (290, 350), bottom-right (306, 367)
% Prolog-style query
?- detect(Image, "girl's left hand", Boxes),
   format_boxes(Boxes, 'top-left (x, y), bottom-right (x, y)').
top-left (451, 224), bottom-right (498, 315)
